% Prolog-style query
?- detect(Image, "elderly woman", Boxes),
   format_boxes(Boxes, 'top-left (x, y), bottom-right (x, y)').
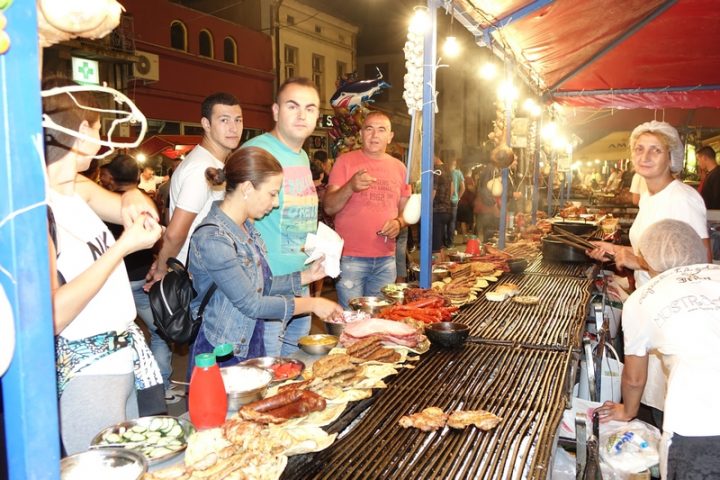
top-left (187, 147), bottom-right (342, 368)
top-left (588, 121), bottom-right (711, 422)
top-left (595, 220), bottom-right (720, 479)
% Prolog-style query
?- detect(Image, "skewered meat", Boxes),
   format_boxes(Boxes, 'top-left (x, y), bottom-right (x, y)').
top-left (447, 410), bottom-right (502, 430)
top-left (398, 407), bottom-right (448, 432)
top-left (341, 318), bottom-right (425, 348)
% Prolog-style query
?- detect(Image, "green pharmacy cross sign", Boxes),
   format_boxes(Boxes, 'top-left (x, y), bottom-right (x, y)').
top-left (71, 57), bottom-right (100, 85)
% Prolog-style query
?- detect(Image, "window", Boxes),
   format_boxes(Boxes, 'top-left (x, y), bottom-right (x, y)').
top-left (199, 30), bottom-right (213, 58)
top-left (312, 54), bottom-right (325, 101)
top-left (337, 61), bottom-right (347, 81)
top-left (287, 15), bottom-right (295, 26)
top-left (223, 36), bottom-right (237, 63)
top-left (284, 45), bottom-right (298, 80)
top-left (315, 25), bottom-right (322, 34)
top-left (170, 21), bottom-right (187, 51)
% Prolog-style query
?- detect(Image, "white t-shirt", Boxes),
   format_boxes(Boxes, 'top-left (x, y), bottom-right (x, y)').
top-left (50, 190), bottom-right (134, 375)
top-left (629, 173), bottom-right (647, 196)
top-left (623, 264), bottom-right (720, 436)
top-left (138, 175), bottom-right (165, 192)
top-left (169, 145), bottom-right (225, 263)
top-left (627, 179), bottom-right (707, 409)
top-left (630, 179), bottom-right (708, 287)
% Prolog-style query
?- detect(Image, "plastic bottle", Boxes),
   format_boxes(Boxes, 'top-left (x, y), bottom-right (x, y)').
top-left (213, 343), bottom-right (235, 367)
top-left (188, 353), bottom-right (227, 429)
top-left (611, 431), bottom-right (648, 453)
top-left (465, 235), bottom-right (481, 255)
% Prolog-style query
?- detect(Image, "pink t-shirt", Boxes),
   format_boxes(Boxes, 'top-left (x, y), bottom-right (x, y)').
top-left (329, 149), bottom-right (409, 257)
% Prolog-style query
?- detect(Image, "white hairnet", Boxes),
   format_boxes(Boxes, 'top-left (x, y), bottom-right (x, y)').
top-left (638, 219), bottom-right (706, 273)
top-left (629, 120), bottom-right (684, 173)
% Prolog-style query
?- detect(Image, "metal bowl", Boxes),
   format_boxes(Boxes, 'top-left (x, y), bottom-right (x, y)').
top-left (410, 265), bottom-right (452, 282)
top-left (298, 334), bottom-right (338, 355)
top-left (61, 448), bottom-right (147, 479)
top-left (90, 416), bottom-right (194, 465)
top-left (348, 296), bottom-right (396, 315)
top-left (238, 357), bottom-right (305, 382)
top-left (425, 322), bottom-right (470, 349)
top-left (220, 365), bottom-right (273, 410)
top-left (381, 283), bottom-right (414, 302)
top-left (323, 311), bottom-right (371, 336)
top-left (507, 258), bottom-right (529, 273)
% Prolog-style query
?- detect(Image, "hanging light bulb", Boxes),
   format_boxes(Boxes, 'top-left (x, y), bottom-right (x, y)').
top-left (497, 80), bottom-right (518, 101)
top-left (541, 121), bottom-right (557, 139)
top-left (443, 36), bottom-right (460, 57)
top-left (136, 153), bottom-right (147, 164)
top-left (479, 62), bottom-right (497, 80)
top-left (409, 6), bottom-right (430, 33)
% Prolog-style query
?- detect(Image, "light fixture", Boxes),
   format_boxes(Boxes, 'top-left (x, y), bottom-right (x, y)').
top-left (541, 122), bottom-right (557, 139)
top-left (136, 153), bottom-right (147, 164)
top-left (442, 6), bottom-right (461, 58)
top-left (479, 62), bottom-right (497, 80)
top-left (523, 98), bottom-right (542, 117)
top-left (409, 6), bottom-right (430, 33)
top-left (497, 80), bottom-right (518, 101)
top-left (443, 35), bottom-right (460, 57)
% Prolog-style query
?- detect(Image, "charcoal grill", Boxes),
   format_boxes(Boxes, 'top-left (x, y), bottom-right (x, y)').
top-left (283, 343), bottom-right (572, 480)
top-left (281, 252), bottom-right (593, 480)
top-left (523, 256), bottom-right (595, 278)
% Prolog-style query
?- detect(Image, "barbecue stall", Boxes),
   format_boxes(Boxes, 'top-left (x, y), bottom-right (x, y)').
top-left (278, 256), bottom-right (598, 480)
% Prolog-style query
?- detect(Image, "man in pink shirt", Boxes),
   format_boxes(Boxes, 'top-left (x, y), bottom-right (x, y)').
top-left (324, 111), bottom-right (410, 308)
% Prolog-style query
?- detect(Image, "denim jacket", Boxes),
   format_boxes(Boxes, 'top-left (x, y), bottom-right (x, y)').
top-left (188, 202), bottom-right (303, 357)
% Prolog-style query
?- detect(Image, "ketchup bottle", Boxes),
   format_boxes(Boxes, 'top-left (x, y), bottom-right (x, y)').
top-left (188, 353), bottom-right (227, 429)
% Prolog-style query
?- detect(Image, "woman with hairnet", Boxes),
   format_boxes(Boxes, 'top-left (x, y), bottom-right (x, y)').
top-left (588, 121), bottom-right (712, 422)
top-left (595, 219), bottom-right (720, 479)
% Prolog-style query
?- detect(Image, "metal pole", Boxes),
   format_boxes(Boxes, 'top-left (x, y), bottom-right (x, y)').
top-left (419, 0), bottom-right (438, 289)
top-left (547, 153), bottom-right (555, 216)
top-left (531, 117), bottom-right (541, 224)
top-left (498, 63), bottom-right (512, 249)
top-left (1, 1), bottom-right (61, 478)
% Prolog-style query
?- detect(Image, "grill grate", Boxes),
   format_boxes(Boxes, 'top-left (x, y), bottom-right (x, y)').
top-left (458, 274), bottom-right (592, 348)
top-left (283, 343), bottom-right (571, 480)
top-left (524, 256), bottom-right (595, 278)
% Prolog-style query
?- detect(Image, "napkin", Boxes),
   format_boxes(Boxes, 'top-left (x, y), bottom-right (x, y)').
top-left (304, 222), bottom-right (344, 278)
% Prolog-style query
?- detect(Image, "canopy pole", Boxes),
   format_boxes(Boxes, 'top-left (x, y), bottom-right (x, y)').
top-left (418, 0), bottom-right (439, 289)
top-left (483, 0), bottom-right (555, 38)
top-left (1, 1), bottom-right (61, 479)
top-left (497, 62), bottom-right (513, 249)
top-left (551, 83), bottom-right (720, 98)
top-left (531, 116), bottom-right (542, 224)
top-left (547, 152), bottom-right (555, 217)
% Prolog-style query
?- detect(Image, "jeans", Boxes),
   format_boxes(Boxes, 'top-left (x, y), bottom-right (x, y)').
top-left (395, 228), bottom-right (408, 280)
top-left (130, 279), bottom-right (172, 388)
top-left (337, 256), bottom-right (396, 309)
top-left (263, 315), bottom-right (311, 356)
top-left (262, 285), bottom-right (311, 356)
top-left (448, 203), bottom-right (459, 247)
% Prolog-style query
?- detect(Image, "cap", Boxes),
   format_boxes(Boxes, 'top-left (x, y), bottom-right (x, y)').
top-left (213, 343), bottom-right (233, 361)
top-left (194, 353), bottom-right (217, 368)
top-left (629, 121), bottom-right (684, 173)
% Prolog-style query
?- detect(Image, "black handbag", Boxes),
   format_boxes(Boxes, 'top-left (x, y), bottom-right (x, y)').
top-left (149, 257), bottom-right (216, 345)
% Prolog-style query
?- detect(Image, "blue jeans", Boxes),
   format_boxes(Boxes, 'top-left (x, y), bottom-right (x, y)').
top-left (395, 228), bottom-right (408, 280)
top-left (262, 286), bottom-right (311, 356)
top-left (337, 256), bottom-right (396, 309)
top-left (130, 279), bottom-right (172, 388)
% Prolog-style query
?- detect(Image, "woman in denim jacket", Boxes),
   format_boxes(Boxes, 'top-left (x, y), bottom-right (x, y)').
top-left (188, 147), bottom-right (341, 367)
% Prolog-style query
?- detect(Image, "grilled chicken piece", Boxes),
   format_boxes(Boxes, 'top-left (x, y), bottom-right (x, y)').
top-left (398, 407), bottom-right (448, 432)
top-left (447, 410), bottom-right (502, 430)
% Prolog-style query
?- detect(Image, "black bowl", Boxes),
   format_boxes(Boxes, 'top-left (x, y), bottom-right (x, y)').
top-left (507, 258), bottom-right (529, 273)
top-left (425, 322), bottom-right (470, 348)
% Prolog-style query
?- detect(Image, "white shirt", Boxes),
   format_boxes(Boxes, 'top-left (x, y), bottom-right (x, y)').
top-left (627, 179), bottom-right (708, 409)
top-left (138, 175), bottom-right (165, 192)
top-left (169, 145), bottom-right (225, 263)
top-left (50, 190), bottom-right (134, 375)
top-left (623, 264), bottom-right (720, 436)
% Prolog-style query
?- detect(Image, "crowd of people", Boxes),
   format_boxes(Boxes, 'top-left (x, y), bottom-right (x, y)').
top-left (37, 73), bottom-right (720, 477)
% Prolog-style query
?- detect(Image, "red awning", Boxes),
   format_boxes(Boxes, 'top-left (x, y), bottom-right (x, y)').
top-left (136, 135), bottom-right (202, 159)
top-left (455, 0), bottom-right (720, 109)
